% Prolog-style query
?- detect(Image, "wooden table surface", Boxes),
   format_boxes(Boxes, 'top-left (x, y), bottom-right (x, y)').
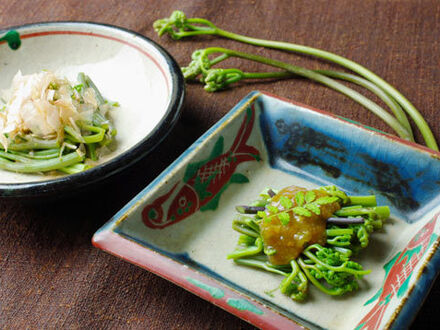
top-left (1, 0), bottom-right (439, 328)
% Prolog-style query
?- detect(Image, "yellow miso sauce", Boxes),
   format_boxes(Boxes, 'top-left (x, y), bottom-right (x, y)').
top-left (259, 185), bottom-right (341, 265)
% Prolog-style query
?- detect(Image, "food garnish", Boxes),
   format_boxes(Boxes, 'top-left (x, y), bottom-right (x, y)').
top-left (228, 185), bottom-right (389, 300)
top-left (154, 11), bottom-right (438, 151)
top-left (0, 71), bottom-right (117, 174)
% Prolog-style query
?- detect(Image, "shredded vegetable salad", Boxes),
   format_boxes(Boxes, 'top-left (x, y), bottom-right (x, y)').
top-left (0, 71), bottom-right (118, 174)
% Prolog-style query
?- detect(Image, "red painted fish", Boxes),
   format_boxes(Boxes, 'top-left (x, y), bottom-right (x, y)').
top-left (356, 214), bottom-right (439, 329)
top-left (142, 106), bottom-right (260, 229)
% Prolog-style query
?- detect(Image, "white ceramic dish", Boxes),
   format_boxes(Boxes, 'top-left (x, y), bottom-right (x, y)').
top-left (94, 91), bottom-right (440, 329)
top-left (0, 22), bottom-right (184, 197)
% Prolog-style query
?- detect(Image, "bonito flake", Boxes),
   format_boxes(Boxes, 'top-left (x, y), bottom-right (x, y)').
top-left (0, 70), bottom-right (98, 150)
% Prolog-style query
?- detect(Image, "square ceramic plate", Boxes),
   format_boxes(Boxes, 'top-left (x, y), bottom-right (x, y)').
top-left (93, 91), bottom-right (440, 329)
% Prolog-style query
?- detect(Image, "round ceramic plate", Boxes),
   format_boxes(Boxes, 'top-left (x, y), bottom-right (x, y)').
top-left (0, 22), bottom-right (184, 197)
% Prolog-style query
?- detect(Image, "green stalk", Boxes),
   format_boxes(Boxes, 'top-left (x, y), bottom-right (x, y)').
top-left (201, 47), bottom-right (411, 140)
top-left (65, 125), bottom-right (105, 144)
top-left (64, 126), bottom-right (85, 143)
top-left (241, 69), bottom-right (414, 141)
top-left (0, 151), bottom-right (84, 173)
top-left (242, 71), bottom-right (292, 79)
top-left (93, 111), bottom-right (110, 129)
top-left (302, 250), bottom-right (370, 275)
top-left (326, 228), bottom-right (354, 236)
top-left (9, 149), bottom-right (61, 160)
top-left (232, 223), bottom-right (259, 238)
top-left (155, 11), bottom-right (437, 149)
top-left (87, 143), bottom-right (98, 161)
top-left (78, 73), bottom-right (105, 105)
top-left (227, 237), bottom-right (263, 259)
top-left (219, 29), bottom-right (437, 149)
top-left (348, 195), bottom-right (377, 207)
top-left (333, 247), bottom-right (352, 257)
top-left (233, 258), bottom-right (289, 276)
top-left (58, 163), bottom-right (91, 174)
top-left (279, 259), bottom-right (308, 300)
top-left (0, 151), bottom-right (32, 163)
top-left (81, 125), bottom-right (106, 143)
top-left (335, 206), bottom-right (390, 219)
top-left (33, 149), bottom-right (61, 155)
top-left (327, 235), bottom-right (352, 247)
top-left (233, 215), bottom-right (261, 233)
top-left (297, 258), bottom-right (345, 296)
top-left (315, 70), bottom-right (413, 138)
top-left (250, 198), bottom-right (270, 208)
top-left (2, 138), bottom-right (60, 151)
top-left (338, 204), bottom-right (362, 210)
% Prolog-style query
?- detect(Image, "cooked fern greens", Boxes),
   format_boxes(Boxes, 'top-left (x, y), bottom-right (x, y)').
top-left (0, 71), bottom-right (118, 174)
top-left (228, 185), bottom-right (389, 301)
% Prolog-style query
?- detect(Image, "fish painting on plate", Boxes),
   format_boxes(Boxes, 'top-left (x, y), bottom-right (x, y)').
top-left (142, 107), bottom-right (260, 229)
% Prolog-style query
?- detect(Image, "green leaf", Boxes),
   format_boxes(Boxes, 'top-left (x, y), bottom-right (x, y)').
top-left (257, 211), bottom-right (267, 218)
top-left (278, 212), bottom-right (291, 225)
top-left (264, 216), bottom-right (272, 223)
top-left (267, 205), bottom-right (279, 214)
top-left (306, 203), bottom-right (321, 215)
top-left (305, 191), bottom-right (316, 203)
top-left (295, 191), bottom-right (305, 206)
top-left (280, 196), bottom-right (293, 209)
top-left (292, 206), bottom-right (311, 217)
top-left (315, 196), bottom-right (339, 205)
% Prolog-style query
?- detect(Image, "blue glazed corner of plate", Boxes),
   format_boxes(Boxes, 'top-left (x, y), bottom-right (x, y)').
top-left (256, 92), bottom-right (440, 223)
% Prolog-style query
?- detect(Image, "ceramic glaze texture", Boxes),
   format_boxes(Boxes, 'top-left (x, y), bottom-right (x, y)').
top-left (259, 101), bottom-right (438, 223)
top-left (142, 107), bottom-right (260, 229)
top-left (0, 23), bottom-right (174, 184)
top-left (93, 92), bottom-right (440, 330)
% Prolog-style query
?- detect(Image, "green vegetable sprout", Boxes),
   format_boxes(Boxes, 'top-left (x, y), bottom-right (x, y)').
top-left (190, 47), bottom-right (411, 141)
top-left (227, 186), bottom-right (389, 301)
top-left (154, 10), bottom-right (438, 150)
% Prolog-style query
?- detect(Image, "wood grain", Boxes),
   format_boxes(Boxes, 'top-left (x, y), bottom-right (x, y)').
top-left (0, 0), bottom-right (439, 328)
